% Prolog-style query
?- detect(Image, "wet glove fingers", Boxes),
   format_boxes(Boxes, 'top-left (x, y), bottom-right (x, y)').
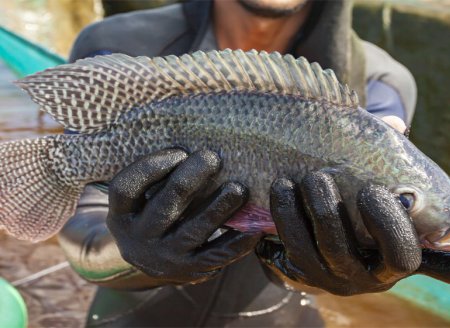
top-left (141, 150), bottom-right (221, 235)
top-left (261, 178), bottom-right (333, 286)
top-left (107, 149), bottom-right (188, 235)
top-left (104, 150), bottom-right (262, 286)
top-left (195, 230), bottom-right (262, 271)
top-left (299, 172), bottom-right (365, 280)
top-left (169, 182), bottom-right (249, 249)
top-left (357, 184), bottom-right (422, 283)
top-left (269, 178), bottom-right (317, 256)
top-left (267, 175), bottom-right (370, 295)
top-left (109, 148), bottom-right (188, 215)
top-left (417, 249), bottom-right (450, 283)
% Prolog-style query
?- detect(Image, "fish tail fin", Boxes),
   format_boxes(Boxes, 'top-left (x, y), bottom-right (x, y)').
top-left (0, 137), bottom-right (83, 242)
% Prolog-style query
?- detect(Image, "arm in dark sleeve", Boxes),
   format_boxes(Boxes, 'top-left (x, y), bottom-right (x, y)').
top-left (363, 41), bottom-right (417, 125)
top-left (58, 185), bottom-right (161, 290)
top-left (365, 79), bottom-right (407, 121)
top-left (69, 24), bottom-right (105, 62)
top-left (68, 4), bottom-right (190, 63)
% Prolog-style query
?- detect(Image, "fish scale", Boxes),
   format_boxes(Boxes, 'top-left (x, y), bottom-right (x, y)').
top-left (0, 50), bottom-right (449, 250)
top-left (45, 90), bottom-right (435, 246)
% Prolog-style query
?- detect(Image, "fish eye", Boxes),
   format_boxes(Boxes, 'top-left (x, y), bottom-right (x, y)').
top-left (399, 193), bottom-right (415, 211)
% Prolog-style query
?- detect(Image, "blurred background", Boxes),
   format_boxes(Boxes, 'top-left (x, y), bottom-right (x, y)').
top-left (0, 0), bottom-right (449, 327)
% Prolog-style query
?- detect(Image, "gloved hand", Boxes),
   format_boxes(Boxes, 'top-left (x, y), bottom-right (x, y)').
top-left (256, 172), bottom-right (448, 296)
top-left (417, 249), bottom-right (450, 284)
top-left (107, 149), bottom-right (261, 286)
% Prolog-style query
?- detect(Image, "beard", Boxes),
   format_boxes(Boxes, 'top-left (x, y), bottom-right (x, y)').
top-left (237, 0), bottom-right (309, 18)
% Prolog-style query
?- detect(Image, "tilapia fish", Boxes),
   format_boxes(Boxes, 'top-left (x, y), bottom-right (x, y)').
top-left (0, 49), bottom-right (449, 250)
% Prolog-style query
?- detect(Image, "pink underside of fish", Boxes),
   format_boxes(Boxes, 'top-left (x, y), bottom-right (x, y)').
top-left (226, 204), bottom-right (450, 253)
top-left (225, 203), bottom-right (277, 235)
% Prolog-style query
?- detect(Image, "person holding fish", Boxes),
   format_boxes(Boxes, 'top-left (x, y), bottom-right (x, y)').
top-left (1, 0), bottom-right (448, 326)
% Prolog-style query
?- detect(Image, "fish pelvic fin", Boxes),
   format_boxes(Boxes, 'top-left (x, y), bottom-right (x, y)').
top-left (15, 49), bottom-right (359, 133)
top-left (0, 138), bottom-right (83, 242)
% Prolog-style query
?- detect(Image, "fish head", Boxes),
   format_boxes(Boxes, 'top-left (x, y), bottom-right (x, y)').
top-left (389, 161), bottom-right (450, 252)
top-left (327, 132), bottom-right (450, 252)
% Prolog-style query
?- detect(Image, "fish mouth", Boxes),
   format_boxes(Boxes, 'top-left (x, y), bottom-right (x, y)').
top-left (422, 227), bottom-right (450, 252)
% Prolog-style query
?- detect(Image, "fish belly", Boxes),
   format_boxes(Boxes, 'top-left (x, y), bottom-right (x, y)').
top-left (62, 92), bottom-right (345, 232)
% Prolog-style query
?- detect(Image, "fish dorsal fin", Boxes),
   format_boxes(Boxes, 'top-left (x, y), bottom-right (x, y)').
top-left (16, 49), bottom-right (359, 133)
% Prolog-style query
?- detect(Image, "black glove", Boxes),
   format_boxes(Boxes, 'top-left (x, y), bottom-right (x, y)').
top-left (107, 149), bottom-right (261, 286)
top-left (417, 249), bottom-right (450, 283)
top-left (256, 172), bottom-right (435, 296)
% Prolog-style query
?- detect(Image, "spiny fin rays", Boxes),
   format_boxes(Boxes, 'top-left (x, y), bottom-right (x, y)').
top-left (15, 49), bottom-right (360, 134)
